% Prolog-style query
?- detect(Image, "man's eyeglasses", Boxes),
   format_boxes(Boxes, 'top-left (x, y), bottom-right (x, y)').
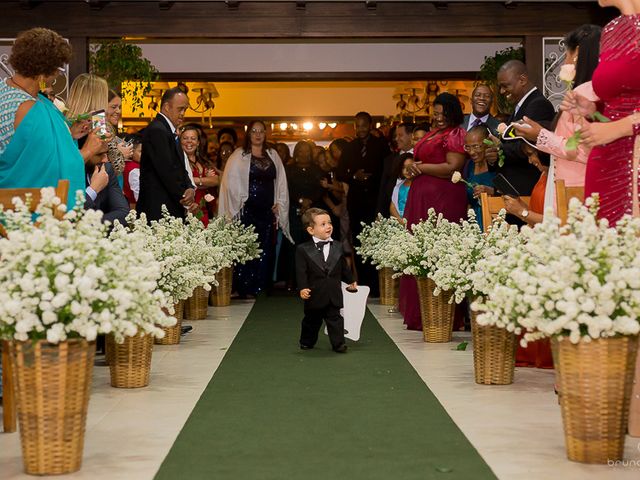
top-left (463, 144), bottom-right (486, 152)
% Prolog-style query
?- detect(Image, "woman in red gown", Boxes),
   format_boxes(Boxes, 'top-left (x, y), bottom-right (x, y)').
top-left (399, 93), bottom-right (467, 330)
top-left (563, 0), bottom-right (640, 436)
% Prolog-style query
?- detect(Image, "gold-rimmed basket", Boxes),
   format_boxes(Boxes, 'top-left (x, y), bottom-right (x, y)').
top-left (209, 266), bottom-right (233, 307)
top-left (378, 267), bottom-right (399, 306)
top-left (8, 339), bottom-right (95, 475)
top-left (415, 276), bottom-right (455, 343)
top-left (552, 335), bottom-right (639, 463)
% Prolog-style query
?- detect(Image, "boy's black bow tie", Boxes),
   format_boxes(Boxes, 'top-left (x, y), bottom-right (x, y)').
top-left (316, 240), bottom-right (332, 249)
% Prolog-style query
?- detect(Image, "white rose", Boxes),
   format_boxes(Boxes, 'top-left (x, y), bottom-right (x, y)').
top-left (558, 64), bottom-right (576, 83)
top-left (451, 172), bottom-right (462, 184)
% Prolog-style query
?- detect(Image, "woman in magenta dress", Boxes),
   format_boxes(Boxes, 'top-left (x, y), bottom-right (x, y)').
top-left (399, 93), bottom-right (467, 330)
top-left (564, 0), bottom-right (640, 437)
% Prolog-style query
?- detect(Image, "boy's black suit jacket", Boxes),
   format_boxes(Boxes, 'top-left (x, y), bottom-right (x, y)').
top-left (295, 240), bottom-right (355, 311)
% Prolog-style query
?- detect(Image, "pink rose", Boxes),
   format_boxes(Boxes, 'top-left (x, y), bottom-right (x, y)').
top-left (204, 194), bottom-right (215, 202)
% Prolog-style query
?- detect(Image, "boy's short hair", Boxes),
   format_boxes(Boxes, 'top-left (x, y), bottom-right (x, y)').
top-left (302, 208), bottom-right (330, 229)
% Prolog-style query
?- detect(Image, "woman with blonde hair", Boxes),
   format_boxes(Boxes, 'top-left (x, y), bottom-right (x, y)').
top-left (0, 27), bottom-right (84, 205)
top-left (66, 74), bottom-right (129, 176)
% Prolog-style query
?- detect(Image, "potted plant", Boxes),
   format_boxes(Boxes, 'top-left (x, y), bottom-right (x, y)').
top-left (204, 216), bottom-right (261, 307)
top-left (0, 190), bottom-right (173, 474)
top-left (90, 39), bottom-right (159, 113)
top-left (464, 211), bottom-right (523, 385)
top-left (113, 208), bottom-right (221, 344)
top-left (475, 197), bottom-right (640, 463)
top-left (387, 209), bottom-right (457, 342)
top-left (356, 215), bottom-right (407, 305)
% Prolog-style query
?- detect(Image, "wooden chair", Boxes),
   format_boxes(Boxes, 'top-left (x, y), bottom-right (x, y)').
top-left (1, 179), bottom-right (69, 433)
top-left (555, 179), bottom-right (584, 226)
top-left (480, 192), bottom-right (531, 233)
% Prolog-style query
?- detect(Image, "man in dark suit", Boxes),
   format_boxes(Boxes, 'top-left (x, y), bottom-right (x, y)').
top-left (461, 84), bottom-right (500, 136)
top-left (493, 60), bottom-right (556, 196)
top-left (137, 87), bottom-right (196, 221)
top-left (376, 122), bottom-right (414, 217)
top-left (338, 111), bottom-right (390, 296)
top-left (85, 142), bottom-right (129, 226)
top-left (296, 208), bottom-right (356, 353)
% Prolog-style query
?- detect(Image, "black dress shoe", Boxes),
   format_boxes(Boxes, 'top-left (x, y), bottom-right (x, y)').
top-left (300, 344), bottom-right (313, 350)
top-left (181, 325), bottom-right (193, 336)
top-left (333, 344), bottom-right (348, 353)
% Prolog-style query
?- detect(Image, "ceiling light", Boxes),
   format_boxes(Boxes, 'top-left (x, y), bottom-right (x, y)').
top-left (318, 122), bottom-right (327, 130)
top-left (303, 121), bottom-right (314, 131)
top-left (279, 122), bottom-right (288, 130)
top-left (328, 123), bottom-right (337, 129)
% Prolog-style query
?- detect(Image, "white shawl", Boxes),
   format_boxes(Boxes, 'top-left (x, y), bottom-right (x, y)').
top-left (218, 147), bottom-right (293, 243)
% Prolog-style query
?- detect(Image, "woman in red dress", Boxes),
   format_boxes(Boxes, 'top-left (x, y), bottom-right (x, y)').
top-left (180, 123), bottom-right (219, 226)
top-left (562, 0), bottom-right (640, 435)
top-left (399, 93), bottom-right (467, 330)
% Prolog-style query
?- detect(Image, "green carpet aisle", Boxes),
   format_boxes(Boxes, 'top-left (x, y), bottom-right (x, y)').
top-left (155, 296), bottom-right (496, 480)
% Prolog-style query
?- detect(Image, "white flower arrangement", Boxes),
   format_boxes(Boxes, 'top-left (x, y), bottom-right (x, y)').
top-left (385, 209), bottom-right (455, 278)
top-left (429, 210), bottom-right (484, 303)
top-left (111, 208), bottom-right (225, 309)
top-left (473, 197), bottom-right (640, 345)
top-left (204, 216), bottom-right (261, 268)
top-left (0, 189), bottom-right (175, 344)
top-left (356, 215), bottom-right (408, 270)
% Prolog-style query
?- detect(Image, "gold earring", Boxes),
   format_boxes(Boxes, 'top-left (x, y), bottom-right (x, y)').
top-left (39, 77), bottom-right (47, 91)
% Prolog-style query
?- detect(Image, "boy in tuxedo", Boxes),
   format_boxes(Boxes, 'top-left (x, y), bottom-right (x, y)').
top-left (296, 208), bottom-right (357, 353)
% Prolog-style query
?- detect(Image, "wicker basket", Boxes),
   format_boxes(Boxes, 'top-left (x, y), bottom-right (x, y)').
top-left (185, 285), bottom-right (209, 320)
top-left (155, 300), bottom-right (184, 345)
top-left (8, 339), bottom-right (94, 475)
top-left (210, 266), bottom-right (233, 307)
top-left (552, 335), bottom-right (639, 463)
top-left (378, 267), bottom-right (399, 306)
top-left (470, 309), bottom-right (517, 385)
top-left (415, 276), bottom-right (455, 342)
top-left (107, 333), bottom-right (154, 388)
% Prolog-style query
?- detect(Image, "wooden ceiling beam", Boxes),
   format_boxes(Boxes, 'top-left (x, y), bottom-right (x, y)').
top-left (0, 1), bottom-right (614, 38)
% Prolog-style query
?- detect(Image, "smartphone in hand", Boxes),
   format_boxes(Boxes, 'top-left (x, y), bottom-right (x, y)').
top-left (91, 109), bottom-right (108, 139)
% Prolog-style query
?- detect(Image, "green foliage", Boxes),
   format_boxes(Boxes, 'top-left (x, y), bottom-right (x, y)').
top-left (90, 40), bottom-right (159, 114)
top-left (477, 45), bottom-right (525, 115)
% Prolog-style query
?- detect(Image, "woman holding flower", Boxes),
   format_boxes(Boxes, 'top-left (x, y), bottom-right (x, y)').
top-left (399, 93), bottom-right (467, 330)
top-left (560, 2), bottom-right (640, 224)
top-left (513, 24), bottom-right (601, 212)
top-left (180, 123), bottom-right (219, 226)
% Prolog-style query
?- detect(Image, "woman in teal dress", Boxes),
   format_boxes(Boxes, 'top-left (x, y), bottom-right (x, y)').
top-left (0, 28), bottom-right (84, 207)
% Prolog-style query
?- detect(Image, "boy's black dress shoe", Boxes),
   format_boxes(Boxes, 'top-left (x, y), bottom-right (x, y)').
top-left (333, 344), bottom-right (348, 353)
top-left (300, 344), bottom-right (313, 350)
